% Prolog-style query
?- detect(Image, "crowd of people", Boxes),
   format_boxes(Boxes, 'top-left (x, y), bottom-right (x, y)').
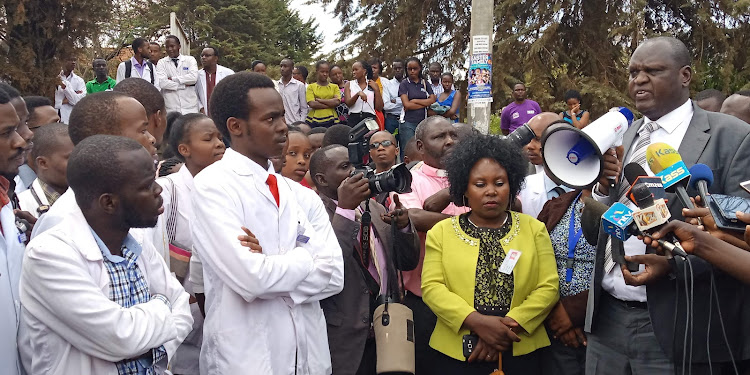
top-left (1, 34), bottom-right (750, 375)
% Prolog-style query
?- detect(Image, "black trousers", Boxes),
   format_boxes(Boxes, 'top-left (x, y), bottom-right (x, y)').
top-left (429, 346), bottom-right (547, 375)
top-left (403, 292), bottom-right (439, 375)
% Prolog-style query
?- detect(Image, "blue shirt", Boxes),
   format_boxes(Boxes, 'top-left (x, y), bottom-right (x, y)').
top-left (399, 78), bottom-right (434, 124)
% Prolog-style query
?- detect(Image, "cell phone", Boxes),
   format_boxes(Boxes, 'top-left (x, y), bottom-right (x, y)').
top-left (741, 180), bottom-right (750, 195)
top-left (462, 334), bottom-right (478, 358)
top-left (706, 194), bottom-right (750, 232)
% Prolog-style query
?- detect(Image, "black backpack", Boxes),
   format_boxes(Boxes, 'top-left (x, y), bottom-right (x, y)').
top-left (124, 60), bottom-right (155, 84)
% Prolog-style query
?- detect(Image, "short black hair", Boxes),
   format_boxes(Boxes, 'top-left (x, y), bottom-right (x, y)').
top-left (315, 60), bottom-right (329, 71)
top-left (168, 113), bottom-right (211, 161)
top-left (0, 82), bottom-right (20, 99)
top-left (695, 89), bottom-right (725, 102)
top-left (24, 96), bottom-right (53, 118)
top-left (369, 58), bottom-right (383, 72)
top-left (165, 35), bottom-right (181, 45)
top-left (209, 72), bottom-right (276, 140)
top-left (441, 72), bottom-right (454, 80)
top-left (309, 126), bottom-right (327, 135)
top-left (405, 57), bottom-right (424, 80)
top-left (0, 87), bottom-right (10, 104)
top-left (113, 77), bottom-right (165, 115)
top-left (149, 41), bottom-right (160, 47)
top-left (444, 133), bottom-right (527, 207)
top-left (415, 115), bottom-right (450, 141)
top-left (513, 82), bottom-right (526, 89)
top-left (31, 122), bottom-right (69, 161)
top-left (322, 124), bottom-right (351, 147)
top-left (736, 90), bottom-right (750, 97)
top-left (295, 66), bottom-right (309, 80)
top-left (164, 111), bottom-right (183, 155)
top-left (642, 36), bottom-right (691, 67)
top-left (67, 135), bottom-right (145, 209)
top-left (429, 62), bottom-right (442, 70)
top-left (68, 91), bottom-right (129, 145)
top-left (392, 59), bottom-right (404, 66)
top-left (251, 60), bottom-right (265, 70)
top-left (309, 144), bottom-right (344, 187)
top-left (564, 89), bottom-right (582, 102)
top-left (132, 38), bottom-right (149, 51)
top-left (291, 121), bottom-right (307, 127)
top-left (204, 46), bottom-right (219, 57)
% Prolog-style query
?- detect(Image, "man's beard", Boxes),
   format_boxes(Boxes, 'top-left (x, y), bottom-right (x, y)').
top-left (123, 206), bottom-right (159, 229)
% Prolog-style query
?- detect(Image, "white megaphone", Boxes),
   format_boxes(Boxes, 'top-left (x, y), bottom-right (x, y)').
top-left (541, 107), bottom-right (634, 189)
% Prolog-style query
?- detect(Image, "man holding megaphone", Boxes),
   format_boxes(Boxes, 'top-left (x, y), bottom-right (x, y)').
top-left (581, 36), bottom-right (750, 375)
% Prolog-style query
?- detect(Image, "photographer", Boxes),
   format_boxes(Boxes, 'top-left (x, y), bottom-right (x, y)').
top-left (311, 145), bottom-right (420, 375)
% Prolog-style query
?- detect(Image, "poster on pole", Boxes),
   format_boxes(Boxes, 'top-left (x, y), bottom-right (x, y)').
top-left (467, 54), bottom-right (493, 103)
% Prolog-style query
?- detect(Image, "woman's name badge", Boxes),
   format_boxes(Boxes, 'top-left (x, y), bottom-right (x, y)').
top-left (499, 249), bottom-right (521, 275)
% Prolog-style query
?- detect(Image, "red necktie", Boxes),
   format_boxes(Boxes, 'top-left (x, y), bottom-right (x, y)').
top-left (266, 174), bottom-right (280, 207)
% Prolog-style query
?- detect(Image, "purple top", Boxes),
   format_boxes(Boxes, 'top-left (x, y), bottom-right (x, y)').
top-left (501, 99), bottom-right (542, 133)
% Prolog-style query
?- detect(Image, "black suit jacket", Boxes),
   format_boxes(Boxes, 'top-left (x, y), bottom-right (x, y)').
top-left (585, 103), bottom-right (750, 363)
top-left (318, 194), bottom-right (420, 375)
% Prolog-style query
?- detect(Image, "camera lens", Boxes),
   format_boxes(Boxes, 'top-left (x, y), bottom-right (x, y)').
top-left (368, 163), bottom-right (412, 196)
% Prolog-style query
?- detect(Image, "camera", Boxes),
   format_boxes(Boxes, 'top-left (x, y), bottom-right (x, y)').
top-left (348, 118), bottom-right (412, 196)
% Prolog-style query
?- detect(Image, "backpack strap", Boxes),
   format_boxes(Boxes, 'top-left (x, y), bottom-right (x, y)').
top-left (147, 61), bottom-right (155, 84)
top-left (125, 60), bottom-right (132, 78)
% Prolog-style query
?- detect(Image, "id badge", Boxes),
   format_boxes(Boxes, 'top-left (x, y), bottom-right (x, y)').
top-left (499, 249), bottom-right (521, 274)
top-left (296, 222), bottom-right (310, 244)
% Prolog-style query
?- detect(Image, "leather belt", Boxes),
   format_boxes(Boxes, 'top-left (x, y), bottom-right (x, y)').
top-left (604, 292), bottom-right (647, 309)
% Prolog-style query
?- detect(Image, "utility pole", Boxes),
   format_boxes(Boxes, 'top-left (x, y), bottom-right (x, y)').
top-left (466, 0), bottom-right (494, 134)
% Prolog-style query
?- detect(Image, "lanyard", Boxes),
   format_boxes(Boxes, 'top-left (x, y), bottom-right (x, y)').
top-left (565, 192), bottom-right (584, 283)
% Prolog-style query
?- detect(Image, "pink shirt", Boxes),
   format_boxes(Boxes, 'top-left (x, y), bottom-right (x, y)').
top-left (397, 162), bottom-right (469, 296)
top-left (335, 206), bottom-right (390, 295)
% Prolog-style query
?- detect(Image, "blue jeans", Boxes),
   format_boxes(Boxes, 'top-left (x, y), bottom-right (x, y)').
top-left (399, 121), bottom-right (418, 161)
top-left (384, 115), bottom-right (400, 135)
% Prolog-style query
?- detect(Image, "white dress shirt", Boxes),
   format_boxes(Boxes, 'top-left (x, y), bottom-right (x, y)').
top-left (195, 65), bottom-right (234, 116)
top-left (54, 71), bottom-right (86, 124)
top-left (0, 202), bottom-right (25, 375)
top-left (519, 171), bottom-right (572, 219)
top-left (382, 77), bottom-right (404, 116)
top-left (596, 99), bottom-right (693, 302)
top-left (18, 203), bottom-right (192, 375)
top-left (17, 178), bottom-right (51, 218)
top-left (191, 148), bottom-right (343, 374)
top-left (157, 55), bottom-right (201, 114)
top-left (277, 78), bottom-right (309, 124)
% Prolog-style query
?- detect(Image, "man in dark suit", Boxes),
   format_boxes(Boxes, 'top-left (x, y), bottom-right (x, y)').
top-left (584, 36), bottom-right (750, 374)
top-left (311, 144), bottom-right (420, 375)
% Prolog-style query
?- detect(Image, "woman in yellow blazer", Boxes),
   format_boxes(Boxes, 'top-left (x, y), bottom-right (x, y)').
top-left (422, 133), bottom-right (559, 374)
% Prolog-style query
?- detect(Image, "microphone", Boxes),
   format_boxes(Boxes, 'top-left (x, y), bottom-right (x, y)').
top-left (582, 198), bottom-right (640, 271)
top-left (645, 143), bottom-right (695, 210)
top-left (581, 197), bottom-right (606, 246)
top-left (688, 163), bottom-right (714, 206)
top-left (623, 163), bottom-right (667, 203)
top-left (630, 184), bottom-right (688, 257)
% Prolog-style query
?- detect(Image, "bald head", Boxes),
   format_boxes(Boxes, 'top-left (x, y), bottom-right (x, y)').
top-left (720, 94), bottom-right (750, 125)
top-left (370, 130), bottom-right (396, 144)
top-left (527, 112), bottom-right (561, 138)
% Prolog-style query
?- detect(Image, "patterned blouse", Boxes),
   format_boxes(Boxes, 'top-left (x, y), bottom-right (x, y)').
top-left (549, 198), bottom-right (596, 298)
top-left (458, 212), bottom-right (514, 316)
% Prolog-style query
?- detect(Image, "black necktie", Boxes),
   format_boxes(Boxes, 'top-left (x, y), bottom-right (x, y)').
top-left (172, 58), bottom-right (179, 67)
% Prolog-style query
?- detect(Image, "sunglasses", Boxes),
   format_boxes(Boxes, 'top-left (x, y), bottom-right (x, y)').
top-left (369, 140), bottom-right (394, 149)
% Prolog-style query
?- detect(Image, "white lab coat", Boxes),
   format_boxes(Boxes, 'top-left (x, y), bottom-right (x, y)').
top-left (195, 65), bottom-right (234, 115)
top-left (54, 71), bottom-right (86, 124)
top-left (18, 203), bottom-right (193, 375)
top-left (157, 55), bottom-right (200, 114)
top-left (17, 179), bottom-right (52, 219)
top-left (116, 58), bottom-right (160, 90)
top-left (30, 189), bottom-right (170, 268)
top-left (152, 166), bottom-right (203, 375)
top-left (0, 202), bottom-right (25, 375)
top-left (191, 148), bottom-right (344, 375)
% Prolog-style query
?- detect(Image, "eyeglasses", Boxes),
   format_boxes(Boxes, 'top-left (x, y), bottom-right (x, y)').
top-left (369, 140), bottom-right (394, 149)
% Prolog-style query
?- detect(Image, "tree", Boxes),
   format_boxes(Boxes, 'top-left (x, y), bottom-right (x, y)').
top-left (318, 0), bottom-right (750, 117)
top-left (142, 0), bottom-right (322, 72)
top-left (1, 0), bottom-right (113, 96)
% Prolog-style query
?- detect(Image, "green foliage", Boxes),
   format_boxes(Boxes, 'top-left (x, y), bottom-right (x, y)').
top-left (489, 113), bottom-right (502, 135)
top-left (318, 0), bottom-right (750, 118)
top-left (143, 0), bottom-right (322, 72)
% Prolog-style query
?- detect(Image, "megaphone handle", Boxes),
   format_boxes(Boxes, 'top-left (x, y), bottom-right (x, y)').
top-left (608, 177), bottom-right (617, 190)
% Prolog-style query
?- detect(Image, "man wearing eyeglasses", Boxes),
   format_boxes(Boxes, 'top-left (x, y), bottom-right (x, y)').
top-left (196, 46), bottom-right (234, 116)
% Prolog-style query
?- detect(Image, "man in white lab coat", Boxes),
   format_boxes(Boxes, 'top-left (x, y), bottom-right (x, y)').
top-left (0, 85), bottom-right (29, 375)
top-left (54, 56), bottom-right (87, 124)
top-left (196, 46), bottom-right (234, 116)
top-left (19, 135), bottom-right (193, 374)
top-left (192, 72), bottom-right (344, 374)
top-left (157, 36), bottom-right (200, 114)
top-left (30, 92), bottom-right (168, 266)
